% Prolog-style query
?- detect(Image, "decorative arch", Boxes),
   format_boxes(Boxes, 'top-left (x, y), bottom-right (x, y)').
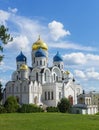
top-left (30, 68), bottom-right (40, 82)
top-left (44, 68), bottom-right (51, 83)
top-left (52, 66), bottom-right (62, 82)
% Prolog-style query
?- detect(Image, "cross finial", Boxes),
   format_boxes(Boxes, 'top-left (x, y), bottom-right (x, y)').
top-left (38, 35), bottom-right (40, 40)
top-left (21, 47), bottom-right (23, 52)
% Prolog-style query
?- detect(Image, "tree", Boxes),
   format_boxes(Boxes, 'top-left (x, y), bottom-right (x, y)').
top-left (4, 96), bottom-right (19, 113)
top-left (57, 98), bottom-right (71, 113)
top-left (0, 25), bottom-right (13, 62)
top-left (0, 82), bottom-right (3, 102)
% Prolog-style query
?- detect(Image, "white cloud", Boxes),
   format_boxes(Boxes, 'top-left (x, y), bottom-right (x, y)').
top-left (48, 20), bottom-right (70, 41)
top-left (74, 68), bottom-right (99, 81)
top-left (63, 52), bottom-right (99, 66)
top-left (86, 54), bottom-right (99, 61)
top-left (74, 70), bottom-right (86, 79)
top-left (0, 78), bottom-right (6, 84)
top-left (0, 10), bottom-right (10, 25)
top-left (63, 52), bottom-right (86, 65)
top-left (85, 68), bottom-right (99, 80)
top-left (8, 7), bottom-right (18, 13)
top-left (0, 61), bottom-right (14, 72)
top-left (7, 35), bottom-right (30, 53)
top-left (49, 41), bottom-right (96, 51)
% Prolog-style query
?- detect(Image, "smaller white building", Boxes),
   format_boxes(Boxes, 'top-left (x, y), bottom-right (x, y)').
top-left (72, 93), bottom-right (98, 114)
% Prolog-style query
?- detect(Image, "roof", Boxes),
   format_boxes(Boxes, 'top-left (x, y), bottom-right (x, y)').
top-left (20, 64), bottom-right (28, 70)
top-left (35, 48), bottom-right (46, 57)
top-left (16, 51), bottom-right (27, 62)
top-left (32, 36), bottom-right (48, 50)
top-left (72, 104), bottom-right (87, 109)
top-left (53, 51), bottom-right (63, 62)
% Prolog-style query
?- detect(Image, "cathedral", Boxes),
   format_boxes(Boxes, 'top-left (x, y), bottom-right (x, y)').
top-left (3, 37), bottom-right (82, 107)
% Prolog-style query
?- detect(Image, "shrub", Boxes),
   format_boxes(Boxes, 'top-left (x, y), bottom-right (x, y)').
top-left (18, 104), bottom-right (44, 113)
top-left (4, 96), bottom-right (19, 113)
top-left (0, 105), bottom-right (6, 113)
top-left (96, 112), bottom-right (99, 115)
top-left (46, 106), bottom-right (58, 112)
top-left (57, 98), bottom-right (71, 113)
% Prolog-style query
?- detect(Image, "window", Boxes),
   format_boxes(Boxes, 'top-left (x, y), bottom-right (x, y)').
top-left (37, 61), bottom-right (38, 65)
top-left (34, 57), bottom-right (35, 63)
top-left (56, 76), bottom-right (58, 82)
top-left (40, 60), bottom-right (42, 65)
top-left (54, 73), bottom-right (56, 81)
top-left (51, 91), bottom-right (54, 100)
top-left (58, 64), bottom-right (60, 68)
top-left (36, 72), bottom-right (38, 81)
top-left (48, 91), bottom-right (50, 100)
top-left (59, 92), bottom-right (61, 99)
top-left (16, 86), bottom-right (18, 92)
top-left (9, 87), bottom-right (11, 92)
top-left (44, 61), bottom-right (45, 65)
top-left (45, 73), bottom-right (46, 81)
top-left (24, 86), bottom-right (26, 92)
top-left (45, 92), bottom-right (47, 100)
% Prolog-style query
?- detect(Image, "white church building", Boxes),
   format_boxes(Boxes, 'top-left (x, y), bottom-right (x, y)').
top-left (3, 37), bottom-right (82, 107)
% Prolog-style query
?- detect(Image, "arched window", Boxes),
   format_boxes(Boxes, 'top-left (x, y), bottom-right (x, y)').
top-left (40, 60), bottom-right (42, 65)
top-left (56, 76), bottom-right (58, 82)
top-left (59, 92), bottom-right (61, 99)
top-left (45, 73), bottom-right (46, 81)
top-left (36, 72), bottom-right (38, 81)
top-left (48, 91), bottom-right (50, 100)
top-left (34, 57), bottom-right (35, 63)
top-left (51, 91), bottom-right (54, 100)
top-left (54, 73), bottom-right (56, 81)
top-left (37, 61), bottom-right (38, 66)
top-left (24, 86), bottom-right (26, 92)
top-left (44, 61), bottom-right (45, 65)
top-left (45, 92), bottom-right (47, 100)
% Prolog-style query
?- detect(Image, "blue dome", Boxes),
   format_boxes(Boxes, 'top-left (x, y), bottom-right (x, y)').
top-left (53, 51), bottom-right (63, 62)
top-left (35, 48), bottom-right (46, 57)
top-left (16, 51), bottom-right (27, 62)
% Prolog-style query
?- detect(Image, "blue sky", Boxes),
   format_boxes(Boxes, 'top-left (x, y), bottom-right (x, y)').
top-left (0, 0), bottom-right (99, 92)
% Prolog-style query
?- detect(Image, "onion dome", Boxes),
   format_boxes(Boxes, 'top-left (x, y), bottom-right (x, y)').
top-left (16, 51), bottom-right (27, 62)
top-left (65, 70), bottom-right (70, 75)
top-left (20, 64), bottom-right (28, 70)
top-left (35, 48), bottom-right (46, 57)
top-left (32, 36), bottom-right (48, 50)
top-left (53, 51), bottom-right (63, 62)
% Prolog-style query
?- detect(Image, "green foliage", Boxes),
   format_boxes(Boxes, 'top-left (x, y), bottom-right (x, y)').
top-left (0, 105), bottom-right (6, 113)
top-left (0, 25), bottom-right (13, 62)
top-left (95, 112), bottom-right (99, 115)
top-left (18, 104), bottom-right (44, 113)
top-left (4, 96), bottom-right (19, 113)
top-left (46, 106), bottom-right (58, 112)
top-left (0, 82), bottom-right (3, 102)
top-left (57, 98), bottom-right (71, 113)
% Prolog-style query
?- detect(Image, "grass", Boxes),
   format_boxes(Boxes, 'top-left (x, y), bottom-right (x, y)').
top-left (0, 113), bottom-right (99, 130)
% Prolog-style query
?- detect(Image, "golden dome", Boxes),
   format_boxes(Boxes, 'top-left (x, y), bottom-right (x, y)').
top-left (65, 70), bottom-right (70, 75)
top-left (32, 36), bottom-right (48, 50)
top-left (20, 64), bottom-right (28, 70)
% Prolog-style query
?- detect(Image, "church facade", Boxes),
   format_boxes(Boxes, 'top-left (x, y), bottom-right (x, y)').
top-left (3, 37), bottom-right (82, 107)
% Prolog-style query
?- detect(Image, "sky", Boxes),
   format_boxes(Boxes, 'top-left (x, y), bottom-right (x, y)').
top-left (0, 0), bottom-right (99, 92)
